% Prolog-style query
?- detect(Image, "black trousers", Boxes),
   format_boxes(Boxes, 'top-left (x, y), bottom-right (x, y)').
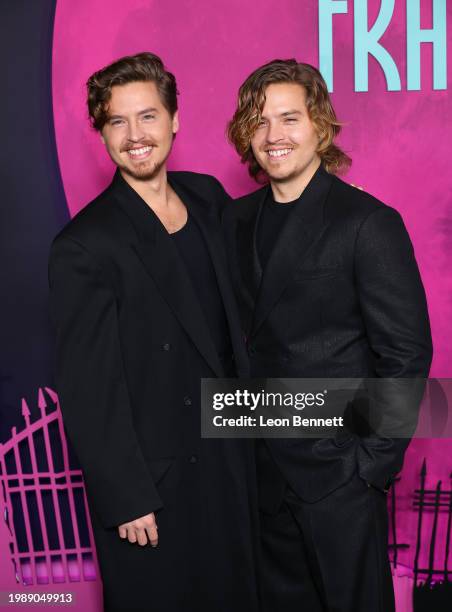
top-left (258, 447), bottom-right (395, 612)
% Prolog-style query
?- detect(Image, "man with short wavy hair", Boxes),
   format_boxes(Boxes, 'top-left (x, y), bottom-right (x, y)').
top-left (49, 51), bottom-right (259, 612)
top-left (224, 59), bottom-right (432, 611)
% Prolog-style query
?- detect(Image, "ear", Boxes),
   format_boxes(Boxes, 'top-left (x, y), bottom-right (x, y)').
top-left (100, 132), bottom-right (106, 145)
top-left (172, 110), bottom-right (179, 135)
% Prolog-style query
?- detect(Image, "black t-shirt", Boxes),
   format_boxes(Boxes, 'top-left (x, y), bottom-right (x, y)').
top-left (171, 213), bottom-right (232, 358)
top-left (257, 190), bottom-right (298, 269)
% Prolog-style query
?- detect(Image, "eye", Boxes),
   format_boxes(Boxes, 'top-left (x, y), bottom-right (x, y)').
top-left (284, 117), bottom-right (297, 123)
top-left (110, 119), bottom-right (124, 126)
top-left (142, 114), bottom-right (155, 121)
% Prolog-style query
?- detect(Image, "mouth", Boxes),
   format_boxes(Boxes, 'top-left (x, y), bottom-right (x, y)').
top-left (126, 145), bottom-right (153, 160)
top-left (266, 148), bottom-right (293, 160)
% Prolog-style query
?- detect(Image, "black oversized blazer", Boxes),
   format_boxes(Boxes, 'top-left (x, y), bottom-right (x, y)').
top-left (223, 164), bottom-right (433, 506)
top-left (48, 170), bottom-right (250, 529)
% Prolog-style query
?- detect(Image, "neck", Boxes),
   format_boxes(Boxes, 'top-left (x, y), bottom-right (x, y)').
top-left (120, 165), bottom-right (170, 207)
top-left (270, 157), bottom-right (321, 203)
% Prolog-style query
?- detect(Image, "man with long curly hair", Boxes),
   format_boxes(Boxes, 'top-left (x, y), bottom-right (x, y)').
top-left (224, 59), bottom-right (432, 612)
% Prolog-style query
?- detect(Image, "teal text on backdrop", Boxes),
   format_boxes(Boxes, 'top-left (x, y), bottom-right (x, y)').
top-left (319, 0), bottom-right (447, 91)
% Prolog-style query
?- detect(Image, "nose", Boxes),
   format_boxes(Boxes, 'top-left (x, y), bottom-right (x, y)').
top-left (126, 119), bottom-right (145, 142)
top-left (265, 121), bottom-right (285, 144)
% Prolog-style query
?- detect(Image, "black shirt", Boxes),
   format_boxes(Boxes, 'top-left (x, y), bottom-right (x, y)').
top-left (258, 190), bottom-right (298, 269)
top-left (171, 213), bottom-right (232, 359)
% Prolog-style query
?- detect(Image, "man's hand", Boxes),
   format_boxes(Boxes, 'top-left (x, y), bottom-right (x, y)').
top-left (118, 512), bottom-right (158, 547)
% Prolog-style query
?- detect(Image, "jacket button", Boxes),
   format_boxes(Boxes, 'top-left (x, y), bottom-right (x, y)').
top-left (162, 343), bottom-right (171, 351)
top-left (189, 455), bottom-right (198, 463)
top-left (184, 396), bottom-right (192, 406)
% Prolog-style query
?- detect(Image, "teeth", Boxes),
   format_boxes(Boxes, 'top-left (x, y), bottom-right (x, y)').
top-left (267, 149), bottom-right (292, 157)
top-left (128, 146), bottom-right (152, 156)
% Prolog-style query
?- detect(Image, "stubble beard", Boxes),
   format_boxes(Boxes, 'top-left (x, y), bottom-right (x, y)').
top-left (255, 147), bottom-right (297, 185)
top-left (120, 157), bottom-right (165, 182)
top-left (263, 154), bottom-right (319, 186)
top-left (118, 138), bottom-right (173, 182)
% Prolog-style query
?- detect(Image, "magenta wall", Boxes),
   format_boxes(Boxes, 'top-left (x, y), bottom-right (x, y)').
top-left (52, 0), bottom-right (451, 378)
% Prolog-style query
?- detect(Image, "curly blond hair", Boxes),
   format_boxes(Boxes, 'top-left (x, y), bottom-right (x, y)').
top-left (227, 59), bottom-right (351, 182)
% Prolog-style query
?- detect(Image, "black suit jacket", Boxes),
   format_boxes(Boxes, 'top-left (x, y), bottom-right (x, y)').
top-left (223, 164), bottom-right (433, 506)
top-left (48, 170), bottom-right (259, 610)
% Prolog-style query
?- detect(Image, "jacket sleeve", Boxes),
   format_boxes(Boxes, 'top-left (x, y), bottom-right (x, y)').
top-left (48, 234), bottom-right (163, 528)
top-left (354, 206), bottom-right (432, 378)
top-left (353, 206), bottom-right (433, 490)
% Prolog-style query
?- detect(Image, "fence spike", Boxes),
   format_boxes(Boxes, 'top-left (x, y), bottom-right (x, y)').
top-left (37, 388), bottom-right (47, 412)
top-left (426, 480), bottom-right (442, 586)
top-left (421, 458), bottom-right (427, 477)
top-left (44, 387), bottom-right (59, 405)
top-left (21, 399), bottom-right (31, 421)
top-left (414, 458), bottom-right (428, 584)
top-left (390, 479), bottom-right (398, 568)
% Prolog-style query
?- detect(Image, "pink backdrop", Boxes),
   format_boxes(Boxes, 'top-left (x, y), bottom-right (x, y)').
top-left (2, 2), bottom-right (448, 610)
top-left (51, 0), bottom-right (451, 377)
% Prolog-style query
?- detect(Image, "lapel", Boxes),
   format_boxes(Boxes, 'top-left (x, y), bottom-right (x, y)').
top-left (110, 170), bottom-right (225, 377)
top-left (236, 185), bottom-right (268, 333)
top-left (168, 175), bottom-right (250, 378)
top-left (251, 165), bottom-right (334, 337)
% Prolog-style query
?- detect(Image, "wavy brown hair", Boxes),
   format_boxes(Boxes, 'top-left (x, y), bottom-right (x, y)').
top-left (227, 59), bottom-right (351, 182)
top-left (87, 52), bottom-right (178, 132)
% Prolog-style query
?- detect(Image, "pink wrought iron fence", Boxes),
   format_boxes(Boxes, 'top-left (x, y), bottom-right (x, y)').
top-left (0, 387), bottom-right (97, 585)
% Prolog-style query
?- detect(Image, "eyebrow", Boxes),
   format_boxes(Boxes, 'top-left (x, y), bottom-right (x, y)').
top-left (259, 110), bottom-right (302, 121)
top-left (138, 107), bottom-right (158, 115)
top-left (280, 110), bottom-right (302, 117)
top-left (108, 107), bottom-right (159, 120)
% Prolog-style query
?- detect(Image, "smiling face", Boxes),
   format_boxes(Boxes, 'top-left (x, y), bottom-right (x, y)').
top-left (100, 80), bottom-right (179, 182)
top-left (250, 82), bottom-right (320, 185)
